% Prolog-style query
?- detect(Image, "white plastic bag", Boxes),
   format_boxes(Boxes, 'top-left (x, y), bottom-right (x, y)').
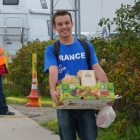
top-left (96, 105), bottom-right (116, 128)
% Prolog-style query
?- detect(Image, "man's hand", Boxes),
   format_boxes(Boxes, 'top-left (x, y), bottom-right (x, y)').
top-left (51, 91), bottom-right (63, 106)
top-left (106, 100), bottom-right (115, 106)
top-left (48, 66), bottom-right (63, 106)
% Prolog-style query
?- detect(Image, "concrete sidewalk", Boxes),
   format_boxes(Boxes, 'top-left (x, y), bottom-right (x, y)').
top-left (0, 106), bottom-right (60, 140)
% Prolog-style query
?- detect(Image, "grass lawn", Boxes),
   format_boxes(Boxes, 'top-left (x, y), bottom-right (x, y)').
top-left (6, 96), bottom-right (53, 107)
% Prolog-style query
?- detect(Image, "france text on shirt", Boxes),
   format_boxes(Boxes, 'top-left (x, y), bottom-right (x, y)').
top-left (59, 53), bottom-right (85, 61)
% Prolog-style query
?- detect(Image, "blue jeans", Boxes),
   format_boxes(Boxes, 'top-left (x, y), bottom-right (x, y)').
top-left (57, 109), bottom-right (98, 140)
top-left (0, 75), bottom-right (8, 114)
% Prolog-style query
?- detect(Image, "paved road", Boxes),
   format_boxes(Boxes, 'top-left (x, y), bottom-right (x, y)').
top-left (11, 104), bottom-right (58, 123)
top-left (0, 105), bottom-right (60, 140)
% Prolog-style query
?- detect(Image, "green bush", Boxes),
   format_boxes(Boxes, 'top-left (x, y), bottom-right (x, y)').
top-left (4, 40), bottom-right (54, 97)
top-left (91, 37), bottom-right (140, 139)
top-left (96, 4), bottom-right (140, 137)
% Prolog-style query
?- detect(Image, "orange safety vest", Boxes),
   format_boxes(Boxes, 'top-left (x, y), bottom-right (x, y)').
top-left (0, 47), bottom-right (8, 75)
top-left (0, 47), bottom-right (5, 66)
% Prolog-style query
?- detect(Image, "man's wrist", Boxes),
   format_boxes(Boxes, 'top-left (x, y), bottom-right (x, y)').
top-left (50, 90), bottom-right (55, 93)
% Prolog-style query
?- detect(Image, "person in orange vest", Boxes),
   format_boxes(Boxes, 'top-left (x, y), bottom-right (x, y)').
top-left (0, 47), bottom-right (15, 115)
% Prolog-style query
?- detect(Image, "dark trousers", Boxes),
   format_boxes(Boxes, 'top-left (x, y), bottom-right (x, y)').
top-left (57, 109), bottom-right (98, 140)
top-left (0, 75), bottom-right (8, 114)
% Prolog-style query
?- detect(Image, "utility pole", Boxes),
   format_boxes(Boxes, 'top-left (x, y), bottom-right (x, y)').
top-left (74, 0), bottom-right (77, 39)
top-left (50, 0), bottom-right (53, 40)
top-left (77, 0), bottom-right (81, 39)
top-left (50, 0), bottom-right (81, 40)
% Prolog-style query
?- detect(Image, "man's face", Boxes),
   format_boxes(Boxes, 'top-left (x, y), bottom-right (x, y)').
top-left (53, 15), bottom-right (73, 38)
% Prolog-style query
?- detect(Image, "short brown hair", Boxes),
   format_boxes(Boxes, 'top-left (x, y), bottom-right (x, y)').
top-left (52, 10), bottom-right (73, 26)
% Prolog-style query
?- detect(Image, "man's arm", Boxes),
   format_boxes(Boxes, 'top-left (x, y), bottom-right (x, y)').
top-left (92, 63), bottom-right (108, 83)
top-left (92, 63), bottom-right (114, 106)
top-left (49, 66), bottom-right (63, 106)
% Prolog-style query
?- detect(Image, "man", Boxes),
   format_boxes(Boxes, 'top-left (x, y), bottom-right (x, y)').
top-left (44, 10), bottom-right (114, 140)
top-left (0, 47), bottom-right (15, 115)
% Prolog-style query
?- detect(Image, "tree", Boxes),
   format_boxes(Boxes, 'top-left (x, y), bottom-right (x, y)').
top-left (98, 1), bottom-right (140, 45)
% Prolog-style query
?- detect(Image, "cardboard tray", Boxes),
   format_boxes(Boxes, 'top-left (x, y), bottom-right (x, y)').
top-left (53, 82), bottom-right (115, 110)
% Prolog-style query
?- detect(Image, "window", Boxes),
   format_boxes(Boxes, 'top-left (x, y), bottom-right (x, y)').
top-left (40, 0), bottom-right (48, 9)
top-left (3, 0), bottom-right (19, 5)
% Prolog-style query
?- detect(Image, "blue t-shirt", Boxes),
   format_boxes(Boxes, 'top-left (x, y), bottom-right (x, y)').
top-left (44, 38), bottom-right (98, 81)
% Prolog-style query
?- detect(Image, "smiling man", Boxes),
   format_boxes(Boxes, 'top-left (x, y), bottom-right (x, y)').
top-left (44, 10), bottom-right (114, 140)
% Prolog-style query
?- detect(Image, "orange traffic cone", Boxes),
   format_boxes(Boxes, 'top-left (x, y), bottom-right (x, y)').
top-left (26, 73), bottom-right (40, 107)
